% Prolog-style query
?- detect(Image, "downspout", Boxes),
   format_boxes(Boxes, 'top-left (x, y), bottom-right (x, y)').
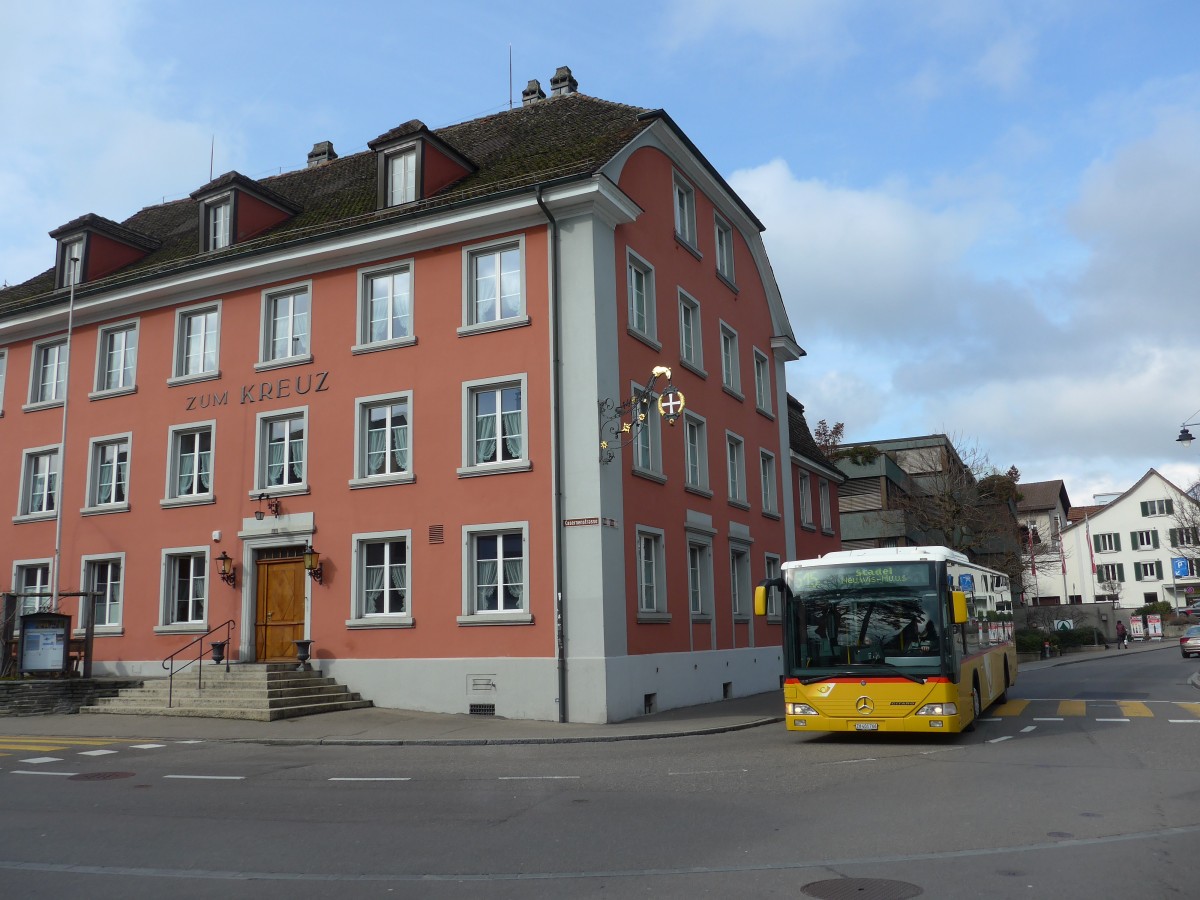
top-left (536, 185), bottom-right (568, 723)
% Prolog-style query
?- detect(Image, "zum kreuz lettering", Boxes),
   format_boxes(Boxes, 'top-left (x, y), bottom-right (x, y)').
top-left (187, 372), bottom-right (329, 410)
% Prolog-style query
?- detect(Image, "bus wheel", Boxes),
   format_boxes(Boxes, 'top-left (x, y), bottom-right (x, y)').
top-left (964, 680), bottom-right (981, 732)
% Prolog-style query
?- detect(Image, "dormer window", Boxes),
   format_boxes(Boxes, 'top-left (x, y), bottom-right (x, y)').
top-left (49, 214), bottom-right (160, 289)
top-left (60, 237), bottom-right (84, 288)
top-left (206, 197), bottom-right (231, 250)
top-left (387, 147), bottom-right (417, 207)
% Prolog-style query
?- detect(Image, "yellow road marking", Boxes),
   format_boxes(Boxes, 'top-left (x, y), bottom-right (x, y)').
top-left (1117, 701), bottom-right (1153, 717)
top-left (991, 700), bottom-right (1029, 717)
top-left (0, 736), bottom-right (121, 746)
top-left (1175, 703), bottom-right (1200, 719)
top-left (0, 743), bottom-right (69, 752)
top-left (1058, 700), bottom-right (1086, 716)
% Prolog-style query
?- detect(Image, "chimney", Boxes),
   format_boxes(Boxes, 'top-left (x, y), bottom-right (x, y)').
top-left (549, 66), bottom-right (578, 96)
top-left (307, 141), bottom-right (338, 168)
top-left (522, 79), bottom-right (546, 106)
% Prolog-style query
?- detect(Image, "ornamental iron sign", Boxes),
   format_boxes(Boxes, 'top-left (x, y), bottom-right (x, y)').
top-left (598, 366), bottom-right (686, 464)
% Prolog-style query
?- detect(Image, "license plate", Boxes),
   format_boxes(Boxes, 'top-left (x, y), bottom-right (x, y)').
top-left (854, 722), bottom-right (879, 731)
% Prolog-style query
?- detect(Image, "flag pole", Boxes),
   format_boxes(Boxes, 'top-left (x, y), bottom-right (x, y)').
top-left (50, 255), bottom-right (79, 615)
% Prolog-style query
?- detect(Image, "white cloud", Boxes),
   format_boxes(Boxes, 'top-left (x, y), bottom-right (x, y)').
top-left (972, 30), bottom-right (1035, 93)
top-left (660, 0), bottom-right (860, 62)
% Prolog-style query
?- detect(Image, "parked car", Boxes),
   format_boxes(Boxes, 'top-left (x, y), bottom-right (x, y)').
top-left (1181, 625), bottom-right (1200, 658)
top-left (1182, 603), bottom-right (1200, 617)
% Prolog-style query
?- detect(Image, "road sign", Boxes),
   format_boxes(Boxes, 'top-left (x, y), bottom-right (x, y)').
top-left (1173, 557), bottom-right (1191, 578)
top-left (958, 574), bottom-right (975, 591)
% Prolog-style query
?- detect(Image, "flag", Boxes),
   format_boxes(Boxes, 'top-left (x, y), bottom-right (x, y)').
top-left (1085, 513), bottom-right (1096, 574)
top-left (1059, 532), bottom-right (1066, 575)
top-left (1028, 526), bottom-right (1037, 578)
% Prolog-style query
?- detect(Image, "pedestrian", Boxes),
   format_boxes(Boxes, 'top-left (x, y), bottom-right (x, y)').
top-left (1115, 619), bottom-right (1127, 649)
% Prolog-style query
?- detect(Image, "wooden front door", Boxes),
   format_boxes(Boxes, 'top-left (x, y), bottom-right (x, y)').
top-left (255, 557), bottom-right (306, 661)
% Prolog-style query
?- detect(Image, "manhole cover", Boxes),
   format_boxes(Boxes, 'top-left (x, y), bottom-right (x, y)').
top-left (802, 878), bottom-right (922, 900)
top-left (69, 771), bottom-right (136, 781)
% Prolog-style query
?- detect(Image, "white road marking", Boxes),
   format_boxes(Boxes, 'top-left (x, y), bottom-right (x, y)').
top-left (668, 769), bottom-right (748, 776)
top-left (1021, 726), bottom-right (1037, 733)
top-left (830, 758), bottom-right (877, 764)
top-left (1168, 720), bottom-right (1200, 724)
top-left (1095, 718), bottom-right (1129, 723)
top-left (19, 757), bottom-right (62, 764)
top-left (1033, 718), bottom-right (1064, 722)
top-left (162, 775), bottom-right (245, 780)
top-left (129, 744), bottom-right (166, 750)
top-left (11, 770), bottom-right (74, 776)
top-left (78, 749), bottom-right (118, 757)
top-left (987, 736), bottom-right (1013, 744)
top-left (175, 740), bottom-right (205, 744)
top-left (496, 776), bottom-right (580, 781)
top-left (328, 777), bottom-right (412, 782)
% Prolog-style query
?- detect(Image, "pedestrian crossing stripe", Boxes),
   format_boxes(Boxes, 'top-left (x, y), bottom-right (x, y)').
top-left (990, 701), bottom-right (1200, 719)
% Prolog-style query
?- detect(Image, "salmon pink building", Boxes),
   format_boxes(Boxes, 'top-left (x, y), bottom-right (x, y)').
top-left (0, 68), bottom-right (841, 722)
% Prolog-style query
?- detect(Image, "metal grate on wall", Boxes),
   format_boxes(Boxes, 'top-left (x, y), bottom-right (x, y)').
top-left (255, 547), bottom-right (305, 561)
top-left (469, 703), bottom-right (496, 716)
top-left (429, 525), bottom-right (444, 544)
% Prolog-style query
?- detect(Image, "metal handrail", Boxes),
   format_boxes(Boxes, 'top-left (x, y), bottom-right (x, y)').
top-left (161, 619), bottom-right (236, 708)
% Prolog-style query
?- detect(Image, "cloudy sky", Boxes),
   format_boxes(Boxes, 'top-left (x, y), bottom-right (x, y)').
top-left (3, 0), bottom-right (1198, 506)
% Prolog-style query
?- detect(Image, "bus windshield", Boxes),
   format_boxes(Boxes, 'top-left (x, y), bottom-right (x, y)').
top-left (783, 562), bottom-right (947, 678)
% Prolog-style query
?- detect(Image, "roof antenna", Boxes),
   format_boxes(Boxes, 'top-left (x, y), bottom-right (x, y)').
top-left (209, 135), bottom-right (215, 181)
top-left (508, 44), bottom-right (513, 110)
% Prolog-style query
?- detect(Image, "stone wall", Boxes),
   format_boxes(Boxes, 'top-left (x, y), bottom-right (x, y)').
top-left (0, 678), bottom-right (142, 716)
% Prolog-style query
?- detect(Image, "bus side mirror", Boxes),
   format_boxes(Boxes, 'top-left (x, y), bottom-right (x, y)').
top-left (754, 586), bottom-right (768, 617)
top-left (951, 591), bottom-right (969, 624)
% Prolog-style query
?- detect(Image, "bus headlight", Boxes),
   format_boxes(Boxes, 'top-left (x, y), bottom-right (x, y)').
top-left (787, 703), bottom-right (819, 716)
top-left (915, 703), bottom-right (957, 716)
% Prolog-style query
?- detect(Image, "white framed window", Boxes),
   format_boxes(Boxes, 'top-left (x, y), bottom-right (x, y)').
top-left (171, 302), bottom-right (220, 382)
top-left (159, 549), bottom-right (208, 629)
top-left (13, 561), bottom-right (53, 618)
top-left (460, 375), bottom-right (529, 476)
top-left (753, 350), bottom-right (772, 415)
top-left (678, 290), bottom-right (704, 373)
top-left (819, 478), bottom-right (832, 531)
top-left (1135, 529), bottom-right (1158, 549)
top-left (799, 470), bottom-right (814, 527)
top-left (626, 250), bottom-right (658, 345)
top-left (84, 434), bottom-right (130, 513)
top-left (631, 381), bottom-right (663, 479)
top-left (82, 555), bottom-right (124, 630)
top-left (28, 337), bottom-right (67, 406)
top-left (349, 531), bottom-right (412, 625)
top-left (256, 408), bottom-right (307, 492)
top-left (1136, 561), bottom-right (1162, 581)
top-left (730, 546), bottom-right (751, 619)
top-left (355, 261), bottom-right (414, 351)
top-left (673, 172), bottom-right (697, 247)
top-left (1096, 563), bottom-right (1124, 583)
top-left (726, 432), bottom-right (747, 506)
top-left (719, 322), bottom-right (741, 396)
top-left (387, 147), bottom-right (418, 206)
top-left (764, 553), bottom-right (782, 618)
top-left (59, 237), bottom-right (84, 288)
top-left (459, 523), bottom-right (530, 623)
top-left (164, 422), bottom-right (214, 505)
top-left (462, 237), bottom-right (526, 332)
top-left (351, 392), bottom-right (412, 488)
top-left (93, 320), bottom-right (138, 395)
top-left (1095, 532), bottom-right (1118, 552)
top-left (0, 348), bottom-right (7, 414)
top-left (760, 450), bottom-right (778, 515)
top-left (714, 215), bottom-right (735, 282)
top-left (206, 197), bottom-right (231, 250)
top-left (684, 412), bottom-right (709, 493)
top-left (636, 527), bottom-right (667, 616)
top-left (260, 283), bottom-right (311, 367)
top-left (1142, 499), bottom-right (1172, 517)
top-left (17, 445), bottom-right (60, 520)
top-left (687, 539), bottom-right (713, 618)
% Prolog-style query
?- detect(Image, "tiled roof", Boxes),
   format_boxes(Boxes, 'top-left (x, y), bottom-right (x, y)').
top-left (0, 91), bottom-right (653, 316)
top-left (47, 212), bottom-right (161, 250)
top-left (189, 171), bottom-right (301, 213)
top-left (1066, 505), bottom-right (1104, 523)
top-left (1015, 479), bottom-right (1071, 514)
top-left (786, 395), bottom-right (841, 476)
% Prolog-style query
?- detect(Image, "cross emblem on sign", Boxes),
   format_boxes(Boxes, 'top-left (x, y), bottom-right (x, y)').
top-left (657, 389), bottom-right (686, 424)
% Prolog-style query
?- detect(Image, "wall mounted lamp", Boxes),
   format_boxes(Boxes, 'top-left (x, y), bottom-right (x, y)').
top-left (216, 550), bottom-right (237, 587)
top-left (303, 543), bottom-right (324, 584)
top-left (255, 493), bottom-right (282, 520)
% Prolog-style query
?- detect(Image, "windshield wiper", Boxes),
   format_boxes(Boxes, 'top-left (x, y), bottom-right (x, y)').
top-left (799, 664), bottom-right (926, 686)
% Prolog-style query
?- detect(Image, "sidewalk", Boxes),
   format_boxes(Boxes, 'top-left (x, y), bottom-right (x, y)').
top-left (0, 640), bottom-right (1186, 746)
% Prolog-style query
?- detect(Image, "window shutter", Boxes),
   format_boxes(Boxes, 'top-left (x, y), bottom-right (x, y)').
top-left (1093, 534), bottom-right (1101, 552)
top-left (1134, 564), bottom-right (1142, 582)
top-left (1152, 530), bottom-right (1160, 549)
top-left (1140, 501), bottom-right (1149, 517)
top-left (1171, 528), bottom-right (1179, 547)
top-left (1193, 528), bottom-right (1200, 544)
top-left (1166, 499), bottom-right (1174, 515)
top-left (1117, 564), bottom-right (1125, 583)
top-left (1156, 560), bottom-right (1163, 580)
top-left (1114, 534), bottom-right (1121, 552)
top-left (1130, 531), bottom-right (1138, 549)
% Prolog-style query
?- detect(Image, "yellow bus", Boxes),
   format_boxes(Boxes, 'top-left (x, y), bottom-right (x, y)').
top-left (754, 546), bottom-right (1016, 734)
